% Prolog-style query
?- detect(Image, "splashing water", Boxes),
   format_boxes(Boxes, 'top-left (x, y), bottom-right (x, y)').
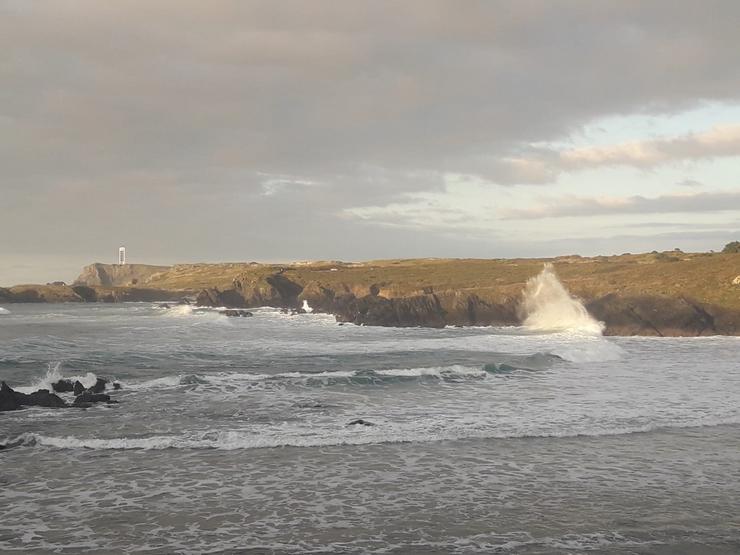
top-left (521, 264), bottom-right (604, 335)
top-left (302, 300), bottom-right (314, 313)
top-left (0, 307), bottom-right (11, 314)
top-left (14, 361), bottom-right (100, 394)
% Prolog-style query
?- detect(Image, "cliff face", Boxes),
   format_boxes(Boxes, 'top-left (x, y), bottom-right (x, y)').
top-left (74, 263), bottom-right (171, 287)
top-left (4, 252), bottom-right (740, 336)
top-left (0, 284), bottom-right (186, 303)
top-left (189, 253), bottom-right (740, 336)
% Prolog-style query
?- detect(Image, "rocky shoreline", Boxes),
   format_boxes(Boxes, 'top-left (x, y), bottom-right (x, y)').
top-left (2, 254), bottom-right (740, 336)
top-left (192, 272), bottom-right (739, 336)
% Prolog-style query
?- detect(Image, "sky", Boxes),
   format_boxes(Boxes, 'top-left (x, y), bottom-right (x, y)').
top-left (1, 1), bottom-right (739, 285)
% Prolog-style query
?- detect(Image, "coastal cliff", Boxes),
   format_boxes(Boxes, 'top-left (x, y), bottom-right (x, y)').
top-left (3, 252), bottom-right (739, 336)
top-left (185, 252), bottom-right (740, 336)
top-left (74, 263), bottom-right (171, 287)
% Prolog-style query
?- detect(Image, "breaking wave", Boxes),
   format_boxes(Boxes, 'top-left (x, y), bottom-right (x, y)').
top-left (12, 362), bottom-right (101, 395)
top-left (0, 307), bottom-right (10, 315)
top-left (123, 365), bottom-right (501, 390)
top-left (521, 264), bottom-right (604, 335)
top-left (5, 416), bottom-right (739, 451)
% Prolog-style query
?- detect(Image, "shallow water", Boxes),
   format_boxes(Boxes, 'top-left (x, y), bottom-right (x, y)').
top-left (1, 303), bottom-right (739, 554)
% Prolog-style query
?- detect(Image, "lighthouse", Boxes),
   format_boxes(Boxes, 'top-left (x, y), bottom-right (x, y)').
top-left (118, 246), bottom-right (126, 265)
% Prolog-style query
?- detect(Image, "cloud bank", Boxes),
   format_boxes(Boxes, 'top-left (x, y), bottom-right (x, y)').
top-left (1, 1), bottom-right (739, 283)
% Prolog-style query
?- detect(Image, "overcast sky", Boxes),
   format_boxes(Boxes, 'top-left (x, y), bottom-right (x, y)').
top-left (2, 1), bottom-right (739, 285)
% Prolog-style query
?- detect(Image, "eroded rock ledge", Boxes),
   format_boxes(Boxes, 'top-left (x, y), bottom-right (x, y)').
top-left (193, 271), bottom-right (740, 336)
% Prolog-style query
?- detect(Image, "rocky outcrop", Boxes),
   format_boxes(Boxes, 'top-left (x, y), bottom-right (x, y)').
top-left (73, 381), bottom-right (85, 396)
top-left (435, 290), bottom-right (519, 326)
top-left (0, 284), bottom-right (184, 303)
top-left (585, 294), bottom-right (733, 336)
top-left (74, 263), bottom-right (171, 287)
top-left (333, 293), bottom-right (447, 328)
top-left (52, 379), bottom-right (75, 393)
top-left (73, 392), bottom-right (112, 406)
top-left (1, 382), bottom-right (67, 410)
top-left (347, 419), bottom-right (375, 426)
top-left (0, 382), bottom-right (20, 411)
top-left (1, 378), bottom-right (120, 412)
top-left (219, 309), bottom-right (254, 317)
top-left (3, 284), bottom-right (86, 303)
top-left (197, 272), bottom-right (305, 309)
top-left (297, 281), bottom-right (338, 312)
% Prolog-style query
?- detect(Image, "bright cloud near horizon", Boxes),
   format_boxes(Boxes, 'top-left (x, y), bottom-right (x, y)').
top-left (1, 0), bottom-right (739, 285)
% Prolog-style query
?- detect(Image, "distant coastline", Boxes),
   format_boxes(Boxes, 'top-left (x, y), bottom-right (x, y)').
top-left (2, 251), bottom-right (739, 337)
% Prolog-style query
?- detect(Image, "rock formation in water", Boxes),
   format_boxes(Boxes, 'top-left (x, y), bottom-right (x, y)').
top-left (0, 382), bottom-right (67, 410)
top-left (1, 378), bottom-right (120, 412)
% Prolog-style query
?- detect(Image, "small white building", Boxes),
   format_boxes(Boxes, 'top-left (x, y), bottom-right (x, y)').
top-left (118, 246), bottom-right (126, 265)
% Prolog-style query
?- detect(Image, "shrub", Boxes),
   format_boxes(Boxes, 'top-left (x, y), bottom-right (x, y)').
top-left (722, 241), bottom-right (740, 253)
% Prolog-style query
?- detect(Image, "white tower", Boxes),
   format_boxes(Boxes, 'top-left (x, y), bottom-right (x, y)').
top-left (118, 246), bottom-right (126, 265)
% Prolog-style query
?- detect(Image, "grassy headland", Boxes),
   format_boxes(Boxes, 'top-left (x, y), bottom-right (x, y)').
top-left (2, 251), bottom-right (739, 336)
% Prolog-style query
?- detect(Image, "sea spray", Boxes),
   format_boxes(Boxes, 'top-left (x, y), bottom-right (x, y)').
top-left (521, 264), bottom-right (604, 334)
top-left (14, 361), bottom-right (99, 394)
top-left (0, 307), bottom-right (10, 315)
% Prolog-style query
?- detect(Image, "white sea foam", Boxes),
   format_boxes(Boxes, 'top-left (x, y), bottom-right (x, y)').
top-left (7, 415), bottom-right (739, 451)
top-left (122, 365), bottom-right (492, 391)
top-left (14, 362), bottom-right (100, 394)
top-left (164, 305), bottom-right (221, 318)
top-left (521, 264), bottom-right (604, 335)
top-left (0, 307), bottom-right (10, 315)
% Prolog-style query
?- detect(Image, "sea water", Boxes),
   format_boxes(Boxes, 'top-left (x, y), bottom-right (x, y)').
top-left (0, 301), bottom-right (739, 554)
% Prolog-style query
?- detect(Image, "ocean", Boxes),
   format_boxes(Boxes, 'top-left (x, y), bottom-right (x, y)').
top-left (0, 302), bottom-right (739, 554)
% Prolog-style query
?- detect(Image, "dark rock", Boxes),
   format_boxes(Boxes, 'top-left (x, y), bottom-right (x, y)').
top-left (335, 294), bottom-right (447, 328)
top-left (436, 291), bottom-right (519, 327)
top-left (196, 287), bottom-right (249, 308)
top-left (12, 388), bottom-right (67, 408)
top-left (0, 437), bottom-right (26, 450)
top-left (347, 419), bottom-right (375, 427)
top-left (73, 380), bottom-right (85, 396)
top-left (0, 381), bottom-right (20, 411)
top-left (195, 288), bottom-right (221, 307)
top-left (586, 294), bottom-right (718, 336)
top-left (73, 392), bottom-right (111, 406)
top-left (112, 382), bottom-right (122, 390)
top-left (88, 378), bottom-right (108, 394)
top-left (297, 281), bottom-right (336, 312)
top-left (52, 379), bottom-right (75, 393)
top-left (71, 285), bottom-right (98, 302)
top-left (219, 309), bottom-right (254, 317)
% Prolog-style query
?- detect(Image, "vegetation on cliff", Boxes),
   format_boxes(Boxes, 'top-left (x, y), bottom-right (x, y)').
top-left (3, 249), bottom-right (739, 336)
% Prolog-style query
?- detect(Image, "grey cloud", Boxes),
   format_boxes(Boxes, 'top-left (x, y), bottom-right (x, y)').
top-left (503, 191), bottom-right (740, 219)
top-left (2, 1), bottom-right (740, 283)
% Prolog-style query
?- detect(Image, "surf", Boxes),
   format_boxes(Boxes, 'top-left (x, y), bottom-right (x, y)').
top-left (521, 264), bottom-right (604, 335)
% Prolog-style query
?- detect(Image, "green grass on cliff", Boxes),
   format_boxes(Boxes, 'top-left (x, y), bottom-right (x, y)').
top-left (141, 251), bottom-right (740, 310)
